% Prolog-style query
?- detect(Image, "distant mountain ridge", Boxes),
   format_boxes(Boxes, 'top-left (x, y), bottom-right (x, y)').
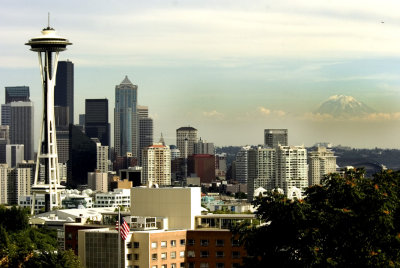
top-left (316, 95), bottom-right (375, 117)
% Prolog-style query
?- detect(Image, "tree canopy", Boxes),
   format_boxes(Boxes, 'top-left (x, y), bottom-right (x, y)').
top-left (237, 169), bottom-right (400, 267)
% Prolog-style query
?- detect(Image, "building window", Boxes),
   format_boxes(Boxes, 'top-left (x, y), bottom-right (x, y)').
top-left (200, 251), bottom-right (209, 258)
top-left (151, 242), bottom-right (157, 249)
top-left (134, 254), bottom-right (139, 260)
top-left (161, 241), bottom-right (167, 248)
top-left (187, 239), bottom-right (195, 246)
top-left (180, 263), bottom-right (185, 268)
top-left (171, 251), bottom-right (176, 259)
top-left (134, 266), bottom-right (139, 268)
top-left (179, 251), bottom-right (185, 258)
top-left (200, 263), bottom-right (209, 268)
top-left (134, 242), bottom-right (139, 248)
top-left (231, 264), bottom-right (240, 268)
top-left (200, 240), bottom-right (209, 246)
top-left (216, 239), bottom-right (224, 247)
top-left (171, 264), bottom-right (176, 268)
top-left (180, 239), bottom-right (185, 246)
top-left (171, 240), bottom-right (176, 247)
top-left (67, 233), bottom-right (72, 240)
top-left (216, 264), bottom-right (224, 268)
top-left (188, 263), bottom-right (195, 268)
top-left (232, 251), bottom-right (240, 259)
top-left (152, 253), bottom-right (157, 260)
top-left (152, 266), bottom-right (157, 268)
top-left (127, 242), bottom-right (132, 248)
top-left (161, 252), bottom-right (167, 260)
top-left (187, 251), bottom-right (195, 258)
top-left (161, 265), bottom-right (167, 268)
top-left (127, 254), bottom-right (132, 260)
top-left (216, 251), bottom-right (224, 258)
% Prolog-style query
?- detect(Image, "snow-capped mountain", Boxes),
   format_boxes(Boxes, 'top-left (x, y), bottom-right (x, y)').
top-left (316, 95), bottom-right (375, 117)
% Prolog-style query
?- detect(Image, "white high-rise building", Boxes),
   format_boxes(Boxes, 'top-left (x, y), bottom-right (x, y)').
top-left (9, 167), bottom-right (32, 204)
top-left (308, 146), bottom-right (337, 186)
top-left (235, 146), bottom-right (252, 184)
top-left (247, 146), bottom-right (276, 201)
top-left (6, 144), bottom-right (24, 168)
top-left (276, 145), bottom-right (308, 199)
top-left (0, 164), bottom-right (10, 204)
top-left (142, 143), bottom-right (171, 186)
top-left (95, 142), bottom-right (109, 173)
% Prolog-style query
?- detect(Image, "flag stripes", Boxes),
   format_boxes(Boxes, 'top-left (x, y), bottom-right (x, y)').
top-left (116, 217), bottom-right (130, 240)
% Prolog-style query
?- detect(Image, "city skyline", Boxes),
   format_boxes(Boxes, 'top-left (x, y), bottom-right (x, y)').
top-left (1, 1), bottom-right (400, 148)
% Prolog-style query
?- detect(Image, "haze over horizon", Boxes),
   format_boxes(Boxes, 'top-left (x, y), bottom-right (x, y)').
top-left (1, 0), bottom-right (400, 148)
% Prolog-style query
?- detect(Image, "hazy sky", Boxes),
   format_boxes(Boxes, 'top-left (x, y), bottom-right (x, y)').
top-left (1, 0), bottom-right (400, 148)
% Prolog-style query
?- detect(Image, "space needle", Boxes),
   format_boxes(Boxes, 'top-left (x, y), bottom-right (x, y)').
top-left (26, 18), bottom-right (72, 214)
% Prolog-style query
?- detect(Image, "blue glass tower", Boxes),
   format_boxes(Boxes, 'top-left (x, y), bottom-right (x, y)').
top-left (114, 76), bottom-right (138, 157)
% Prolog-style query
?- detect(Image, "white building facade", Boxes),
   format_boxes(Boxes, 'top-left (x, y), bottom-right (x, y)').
top-left (142, 143), bottom-right (171, 186)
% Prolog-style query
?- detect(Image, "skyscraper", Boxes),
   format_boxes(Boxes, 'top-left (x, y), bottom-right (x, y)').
top-left (308, 146), bottom-right (337, 186)
top-left (264, 129), bottom-right (288, 147)
top-left (85, 99), bottom-right (110, 147)
top-left (176, 126), bottom-right (197, 158)
top-left (114, 76), bottom-right (138, 157)
top-left (275, 145), bottom-right (308, 199)
top-left (6, 144), bottom-right (24, 168)
top-left (1, 102), bottom-right (34, 160)
top-left (194, 138), bottom-right (215, 155)
top-left (5, 86), bottom-right (30, 103)
top-left (55, 60), bottom-right (74, 125)
top-left (142, 143), bottom-right (171, 186)
top-left (235, 146), bottom-right (252, 184)
top-left (138, 106), bottom-right (153, 165)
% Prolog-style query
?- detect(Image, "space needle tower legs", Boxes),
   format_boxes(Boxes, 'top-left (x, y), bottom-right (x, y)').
top-left (26, 21), bottom-right (71, 214)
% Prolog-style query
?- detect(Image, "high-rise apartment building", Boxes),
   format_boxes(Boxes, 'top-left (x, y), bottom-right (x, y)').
top-left (95, 140), bottom-right (109, 173)
top-left (0, 126), bottom-right (10, 163)
top-left (142, 143), bottom-right (171, 186)
top-left (6, 144), bottom-right (24, 168)
top-left (235, 146), bottom-right (252, 184)
top-left (1, 102), bottom-right (34, 160)
top-left (87, 171), bottom-right (108, 193)
top-left (0, 164), bottom-right (9, 204)
top-left (308, 146), bottom-right (337, 186)
top-left (264, 129), bottom-right (288, 147)
top-left (5, 86), bottom-right (30, 103)
top-left (247, 146), bottom-right (276, 201)
top-left (194, 138), bottom-right (214, 155)
top-left (85, 99), bottom-right (110, 147)
top-left (55, 60), bottom-right (74, 125)
top-left (8, 167), bottom-right (32, 205)
top-left (176, 127), bottom-right (197, 158)
top-left (114, 76), bottom-right (138, 157)
top-left (138, 106), bottom-right (153, 165)
top-left (275, 145), bottom-right (308, 199)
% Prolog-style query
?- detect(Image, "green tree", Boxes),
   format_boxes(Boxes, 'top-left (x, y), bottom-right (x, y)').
top-left (237, 169), bottom-right (400, 267)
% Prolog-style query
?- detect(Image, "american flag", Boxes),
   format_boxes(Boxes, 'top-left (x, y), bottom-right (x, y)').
top-left (115, 217), bottom-right (130, 240)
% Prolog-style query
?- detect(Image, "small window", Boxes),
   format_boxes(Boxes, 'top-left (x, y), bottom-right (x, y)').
top-left (171, 240), bottom-right (176, 247)
top-left (200, 240), bottom-right (209, 246)
top-left (161, 252), bottom-right (167, 260)
top-left (171, 251), bottom-right (176, 259)
top-left (180, 239), bottom-right (185, 246)
top-left (200, 263), bottom-right (209, 268)
top-left (152, 266), bottom-right (157, 268)
top-left (151, 242), bottom-right (157, 249)
top-left (216, 251), bottom-right (224, 258)
top-left (127, 242), bottom-right (132, 248)
top-left (232, 251), bottom-right (240, 259)
top-left (188, 239), bottom-right (195, 246)
top-left (188, 263), bottom-right (195, 268)
top-left (180, 263), bottom-right (185, 268)
top-left (217, 264), bottom-right (224, 268)
top-left (134, 254), bottom-right (139, 260)
top-left (134, 242), bottom-right (139, 248)
top-left (179, 251), bottom-right (185, 258)
top-left (231, 264), bottom-right (240, 268)
top-left (171, 264), bottom-right (176, 268)
top-left (187, 251), bottom-right (195, 258)
top-left (200, 251), bottom-right (209, 258)
top-left (216, 239), bottom-right (224, 247)
top-left (152, 253), bottom-right (157, 260)
top-left (161, 265), bottom-right (167, 268)
top-left (127, 254), bottom-right (132, 260)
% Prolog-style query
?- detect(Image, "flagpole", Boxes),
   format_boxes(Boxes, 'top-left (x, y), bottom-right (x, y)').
top-left (118, 206), bottom-right (121, 268)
